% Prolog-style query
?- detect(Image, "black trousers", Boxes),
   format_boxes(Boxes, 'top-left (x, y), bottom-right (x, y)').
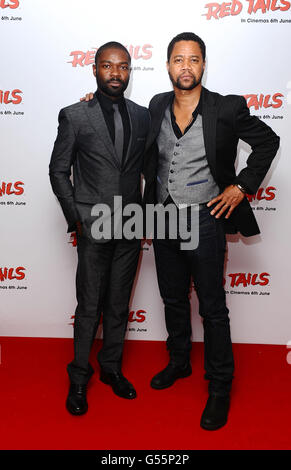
top-left (153, 207), bottom-right (234, 396)
top-left (67, 235), bottom-right (141, 384)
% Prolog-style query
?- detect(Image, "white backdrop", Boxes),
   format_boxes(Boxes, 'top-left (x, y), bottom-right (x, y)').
top-left (0, 0), bottom-right (290, 344)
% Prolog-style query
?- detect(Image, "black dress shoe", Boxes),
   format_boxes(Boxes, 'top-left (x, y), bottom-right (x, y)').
top-left (200, 394), bottom-right (230, 430)
top-left (66, 384), bottom-right (88, 416)
top-left (150, 362), bottom-right (192, 390)
top-left (100, 370), bottom-right (136, 399)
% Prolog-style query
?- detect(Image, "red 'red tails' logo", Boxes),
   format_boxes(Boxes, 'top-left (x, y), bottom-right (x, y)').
top-left (246, 186), bottom-right (276, 202)
top-left (203, 0), bottom-right (291, 19)
top-left (69, 232), bottom-right (77, 247)
top-left (246, 0), bottom-right (290, 13)
top-left (0, 0), bottom-right (19, 8)
top-left (225, 272), bottom-right (270, 287)
top-left (69, 314), bottom-right (103, 327)
top-left (0, 181), bottom-right (24, 196)
top-left (0, 90), bottom-right (22, 104)
top-left (128, 310), bottom-right (146, 323)
top-left (68, 45), bottom-right (153, 67)
top-left (244, 93), bottom-right (283, 110)
top-left (0, 267), bottom-right (25, 282)
top-left (204, 0), bottom-right (242, 19)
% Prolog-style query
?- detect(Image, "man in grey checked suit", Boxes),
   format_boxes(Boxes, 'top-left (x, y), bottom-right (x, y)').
top-left (49, 42), bottom-right (150, 415)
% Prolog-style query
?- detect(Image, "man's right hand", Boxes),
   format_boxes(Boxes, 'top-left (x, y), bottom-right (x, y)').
top-left (80, 92), bottom-right (94, 102)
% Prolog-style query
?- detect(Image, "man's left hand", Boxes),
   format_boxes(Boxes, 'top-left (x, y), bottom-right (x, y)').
top-left (207, 185), bottom-right (245, 219)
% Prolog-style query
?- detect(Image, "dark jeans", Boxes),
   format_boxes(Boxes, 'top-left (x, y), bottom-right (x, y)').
top-left (153, 206), bottom-right (234, 396)
top-left (67, 235), bottom-right (141, 385)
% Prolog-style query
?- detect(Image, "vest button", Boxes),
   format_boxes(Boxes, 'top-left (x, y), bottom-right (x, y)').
top-left (172, 161), bottom-right (176, 165)
top-left (173, 152), bottom-right (178, 156)
top-left (176, 143), bottom-right (180, 147)
top-left (170, 170), bottom-right (174, 173)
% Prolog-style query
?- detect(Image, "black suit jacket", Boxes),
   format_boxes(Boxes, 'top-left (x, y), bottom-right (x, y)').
top-left (49, 94), bottom-right (150, 236)
top-left (143, 87), bottom-right (280, 237)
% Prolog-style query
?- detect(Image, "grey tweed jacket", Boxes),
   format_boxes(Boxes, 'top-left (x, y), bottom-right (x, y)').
top-left (49, 93), bottom-right (150, 236)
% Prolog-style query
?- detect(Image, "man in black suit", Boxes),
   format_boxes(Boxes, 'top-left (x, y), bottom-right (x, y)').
top-left (143, 32), bottom-right (279, 430)
top-left (49, 42), bottom-right (150, 415)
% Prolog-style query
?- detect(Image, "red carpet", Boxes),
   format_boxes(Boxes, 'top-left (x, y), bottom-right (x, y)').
top-left (0, 337), bottom-right (290, 450)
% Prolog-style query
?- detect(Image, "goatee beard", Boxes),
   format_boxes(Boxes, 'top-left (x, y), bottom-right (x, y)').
top-left (97, 77), bottom-right (129, 97)
top-left (168, 71), bottom-right (203, 91)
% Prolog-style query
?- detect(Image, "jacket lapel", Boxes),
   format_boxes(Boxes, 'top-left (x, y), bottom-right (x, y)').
top-left (84, 95), bottom-right (122, 169)
top-left (123, 99), bottom-right (138, 168)
top-left (146, 91), bottom-right (174, 150)
top-left (201, 87), bottom-right (218, 180)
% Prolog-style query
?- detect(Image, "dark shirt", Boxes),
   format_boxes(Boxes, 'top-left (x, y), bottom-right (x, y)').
top-left (96, 89), bottom-right (130, 161)
top-left (170, 93), bottom-right (202, 139)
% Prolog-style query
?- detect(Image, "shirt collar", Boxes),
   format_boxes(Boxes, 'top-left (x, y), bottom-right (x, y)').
top-left (96, 89), bottom-right (125, 112)
top-left (170, 91), bottom-right (203, 117)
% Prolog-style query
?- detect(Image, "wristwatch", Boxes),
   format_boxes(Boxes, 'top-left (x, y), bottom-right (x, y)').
top-left (235, 183), bottom-right (247, 194)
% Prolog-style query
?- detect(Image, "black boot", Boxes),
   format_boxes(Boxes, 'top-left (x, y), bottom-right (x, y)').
top-left (100, 370), bottom-right (136, 399)
top-left (200, 394), bottom-right (230, 430)
top-left (150, 362), bottom-right (192, 389)
top-left (66, 383), bottom-right (88, 416)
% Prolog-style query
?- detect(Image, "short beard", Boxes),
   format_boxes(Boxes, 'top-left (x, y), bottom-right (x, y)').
top-left (97, 77), bottom-right (129, 97)
top-left (168, 71), bottom-right (203, 91)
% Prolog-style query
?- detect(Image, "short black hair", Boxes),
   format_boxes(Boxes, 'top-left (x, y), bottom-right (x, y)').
top-left (167, 32), bottom-right (206, 62)
top-left (95, 41), bottom-right (131, 66)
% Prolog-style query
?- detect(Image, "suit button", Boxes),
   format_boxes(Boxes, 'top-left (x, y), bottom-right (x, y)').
top-left (176, 143), bottom-right (180, 147)
top-left (172, 161), bottom-right (176, 165)
top-left (169, 179), bottom-right (174, 183)
top-left (170, 170), bottom-right (174, 173)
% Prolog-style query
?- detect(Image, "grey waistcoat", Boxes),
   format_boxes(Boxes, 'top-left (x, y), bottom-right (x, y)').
top-left (156, 107), bottom-right (219, 206)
